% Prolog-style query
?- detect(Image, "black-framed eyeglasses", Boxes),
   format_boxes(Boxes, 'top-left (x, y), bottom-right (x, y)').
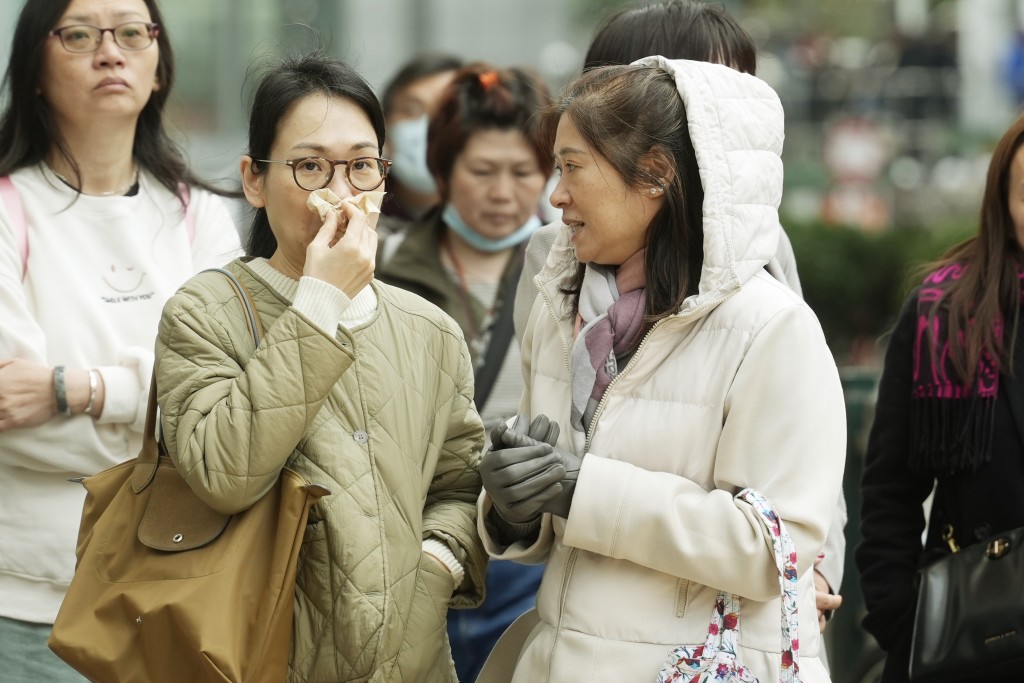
top-left (255, 156), bottom-right (392, 192)
top-left (48, 22), bottom-right (160, 53)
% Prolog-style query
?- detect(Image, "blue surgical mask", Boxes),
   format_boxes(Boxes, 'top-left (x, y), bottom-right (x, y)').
top-left (388, 115), bottom-right (438, 195)
top-left (442, 203), bottom-right (543, 253)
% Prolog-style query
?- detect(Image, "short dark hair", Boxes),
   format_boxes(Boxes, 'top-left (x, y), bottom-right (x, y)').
top-left (381, 53), bottom-right (464, 118)
top-left (244, 53), bottom-right (386, 258)
top-left (540, 64), bottom-right (704, 319)
top-left (0, 0), bottom-right (206, 200)
top-left (584, 0), bottom-right (757, 75)
top-left (426, 63), bottom-right (552, 200)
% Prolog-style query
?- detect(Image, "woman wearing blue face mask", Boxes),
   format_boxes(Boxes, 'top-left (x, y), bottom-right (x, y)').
top-left (377, 63), bottom-right (551, 683)
top-left (378, 54), bottom-right (463, 236)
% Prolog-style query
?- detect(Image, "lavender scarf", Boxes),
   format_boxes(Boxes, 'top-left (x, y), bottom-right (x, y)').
top-left (569, 250), bottom-right (647, 454)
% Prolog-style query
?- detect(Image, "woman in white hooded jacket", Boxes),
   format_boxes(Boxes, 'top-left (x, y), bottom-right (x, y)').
top-left (476, 58), bottom-right (847, 682)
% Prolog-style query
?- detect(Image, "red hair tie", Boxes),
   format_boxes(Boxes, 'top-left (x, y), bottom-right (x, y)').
top-left (479, 71), bottom-right (500, 90)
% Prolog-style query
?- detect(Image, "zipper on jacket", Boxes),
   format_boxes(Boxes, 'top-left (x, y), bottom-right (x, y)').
top-left (582, 320), bottom-right (661, 451)
top-left (543, 279), bottom-right (740, 676)
top-left (550, 288), bottom-right (737, 651)
top-left (583, 289), bottom-right (739, 451)
top-left (537, 282), bottom-right (571, 372)
top-left (541, 319), bottom-right (667, 679)
top-left (547, 545), bottom-right (580, 682)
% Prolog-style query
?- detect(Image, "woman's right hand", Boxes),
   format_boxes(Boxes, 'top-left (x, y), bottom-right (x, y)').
top-left (481, 422), bottom-right (566, 523)
top-left (303, 201), bottom-right (378, 299)
top-left (0, 360), bottom-right (102, 430)
top-left (0, 358), bottom-right (57, 431)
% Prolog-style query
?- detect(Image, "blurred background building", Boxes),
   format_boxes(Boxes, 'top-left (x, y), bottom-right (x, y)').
top-left (1, 0), bottom-right (1017, 250)
top-left (2, 3), bottom-right (1023, 679)
top-left (2, 0), bottom-right (1014, 217)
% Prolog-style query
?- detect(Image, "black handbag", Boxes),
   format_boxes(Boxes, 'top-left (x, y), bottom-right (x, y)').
top-left (909, 524), bottom-right (1024, 681)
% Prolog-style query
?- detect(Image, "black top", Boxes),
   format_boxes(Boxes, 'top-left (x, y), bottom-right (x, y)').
top-left (856, 289), bottom-right (1024, 682)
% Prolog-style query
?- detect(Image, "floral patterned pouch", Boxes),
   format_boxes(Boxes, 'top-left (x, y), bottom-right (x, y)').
top-left (656, 488), bottom-right (800, 683)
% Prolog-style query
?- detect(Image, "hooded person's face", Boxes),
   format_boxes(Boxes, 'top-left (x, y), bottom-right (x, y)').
top-left (549, 115), bottom-right (664, 266)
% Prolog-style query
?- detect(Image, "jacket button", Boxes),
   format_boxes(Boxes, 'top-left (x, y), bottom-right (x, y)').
top-left (353, 430), bottom-right (369, 445)
top-left (975, 523), bottom-right (992, 540)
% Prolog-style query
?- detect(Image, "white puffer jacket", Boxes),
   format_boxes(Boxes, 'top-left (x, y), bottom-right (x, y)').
top-left (478, 58), bottom-right (846, 683)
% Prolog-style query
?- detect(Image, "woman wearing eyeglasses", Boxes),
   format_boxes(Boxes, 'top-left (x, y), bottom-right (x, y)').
top-left (0, 1), bottom-right (240, 678)
top-left (153, 52), bottom-right (488, 682)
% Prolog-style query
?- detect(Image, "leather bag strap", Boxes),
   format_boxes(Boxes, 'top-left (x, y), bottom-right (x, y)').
top-left (205, 267), bottom-right (264, 343)
top-left (474, 255), bottom-right (522, 412)
top-left (132, 267), bottom-right (263, 492)
top-left (131, 377), bottom-right (162, 491)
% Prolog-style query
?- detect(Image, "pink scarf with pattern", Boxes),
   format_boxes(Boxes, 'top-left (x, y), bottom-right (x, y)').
top-left (910, 263), bottom-right (1023, 473)
top-left (568, 250), bottom-right (647, 454)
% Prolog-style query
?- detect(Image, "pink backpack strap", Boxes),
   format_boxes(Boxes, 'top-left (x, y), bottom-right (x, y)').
top-left (178, 182), bottom-right (196, 244)
top-left (0, 175), bottom-right (28, 280)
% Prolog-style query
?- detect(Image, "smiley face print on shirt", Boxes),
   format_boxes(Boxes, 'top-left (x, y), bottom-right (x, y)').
top-left (101, 263), bottom-right (155, 303)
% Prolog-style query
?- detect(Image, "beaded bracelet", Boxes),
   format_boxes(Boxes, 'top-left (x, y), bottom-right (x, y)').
top-left (53, 365), bottom-right (71, 416)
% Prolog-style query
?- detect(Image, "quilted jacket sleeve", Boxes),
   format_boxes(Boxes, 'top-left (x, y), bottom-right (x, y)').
top-left (421, 338), bottom-right (487, 607)
top-left (156, 274), bottom-right (353, 515)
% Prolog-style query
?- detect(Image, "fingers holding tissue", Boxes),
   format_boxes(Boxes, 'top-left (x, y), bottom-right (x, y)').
top-left (306, 188), bottom-right (385, 229)
top-left (303, 188), bottom-right (385, 298)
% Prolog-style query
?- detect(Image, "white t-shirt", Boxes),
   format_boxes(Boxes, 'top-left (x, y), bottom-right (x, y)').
top-left (0, 163), bottom-right (242, 623)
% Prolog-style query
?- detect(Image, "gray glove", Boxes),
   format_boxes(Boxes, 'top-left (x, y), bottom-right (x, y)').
top-left (489, 413), bottom-right (560, 449)
top-left (497, 418), bottom-right (581, 519)
top-left (522, 413), bottom-right (560, 446)
top-left (480, 412), bottom-right (567, 524)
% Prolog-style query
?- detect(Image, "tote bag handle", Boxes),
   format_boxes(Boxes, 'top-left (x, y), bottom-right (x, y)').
top-left (132, 267), bottom-right (263, 491)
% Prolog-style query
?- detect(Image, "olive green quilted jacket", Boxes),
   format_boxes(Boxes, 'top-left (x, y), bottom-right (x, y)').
top-left (155, 259), bottom-right (487, 682)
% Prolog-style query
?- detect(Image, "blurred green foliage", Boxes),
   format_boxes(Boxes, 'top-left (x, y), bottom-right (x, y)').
top-left (786, 219), bottom-right (975, 362)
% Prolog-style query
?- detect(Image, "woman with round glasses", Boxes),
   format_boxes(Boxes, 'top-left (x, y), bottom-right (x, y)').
top-left (0, 0), bottom-right (240, 678)
top-left (254, 155), bottom-right (392, 195)
top-left (154, 52), bottom-right (488, 682)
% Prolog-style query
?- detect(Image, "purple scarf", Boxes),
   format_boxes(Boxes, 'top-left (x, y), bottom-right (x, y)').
top-left (568, 250), bottom-right (647, 454)
top-left (910, 263), bottom-right (1016, 474)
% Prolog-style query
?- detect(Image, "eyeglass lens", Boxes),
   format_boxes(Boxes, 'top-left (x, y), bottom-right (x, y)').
top-left (293, 157), bottom-right (386, 191)
top-left (57, 23), bottom-right (154, 52)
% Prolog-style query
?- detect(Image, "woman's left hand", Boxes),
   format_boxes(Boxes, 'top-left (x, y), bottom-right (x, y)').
top-left (0, 358), bottom-right (57, 431)
top-left (813, 557), bottom-right (843, 632)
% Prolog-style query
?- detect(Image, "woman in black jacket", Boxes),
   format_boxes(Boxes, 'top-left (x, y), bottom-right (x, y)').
top-left (857, 113), bottom-right (1024, 682)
